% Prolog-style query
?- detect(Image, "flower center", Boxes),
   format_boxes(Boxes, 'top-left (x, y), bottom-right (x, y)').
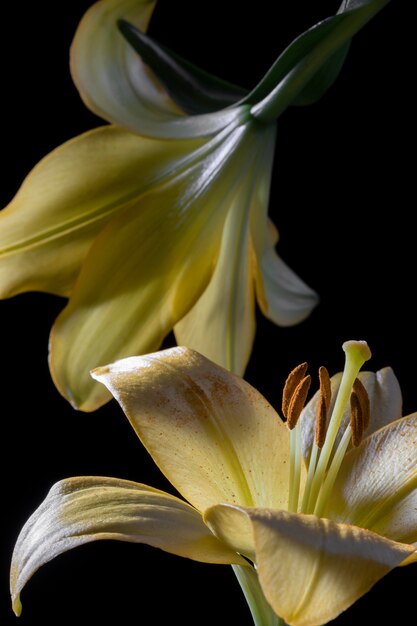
top-left (282, 340), bottom-right (372, 516)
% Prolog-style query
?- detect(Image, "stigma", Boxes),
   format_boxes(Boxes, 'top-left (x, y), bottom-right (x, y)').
top-left (283, 340), bottom-right (372, 516)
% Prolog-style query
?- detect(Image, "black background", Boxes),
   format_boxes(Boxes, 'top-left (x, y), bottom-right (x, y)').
top-left (1, 1), bottom-right (414, 624)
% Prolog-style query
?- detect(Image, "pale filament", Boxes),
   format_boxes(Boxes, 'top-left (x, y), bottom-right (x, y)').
top-left (283, 341), bottom-right (372, 517)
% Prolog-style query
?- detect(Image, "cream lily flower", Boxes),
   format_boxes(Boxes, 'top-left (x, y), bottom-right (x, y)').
top-left (0, 0), bottom-right (389, 411)
top-left (11, 341), bottom-right (416, 625)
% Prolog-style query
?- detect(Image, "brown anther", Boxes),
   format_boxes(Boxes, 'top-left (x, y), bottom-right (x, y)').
top-left (350, 391), bottom-right (364, 447)
top-left (282, 362), bottom-right (308, 419)
top-left (315, 366), bottom-right (332, 448)
top-left (287, 375), bottom-right (312, 430)
top-left (315, 396), bottom-right (327, 448)
top-left (318, 366), bottom-right (332, 412)
top-left (352, 378), bottom-right (370, 431)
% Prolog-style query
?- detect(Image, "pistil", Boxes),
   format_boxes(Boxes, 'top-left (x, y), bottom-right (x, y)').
top-left (313, 380), bottom-right (370, 516)
top-left (303, 341), bottom-right (371, 514)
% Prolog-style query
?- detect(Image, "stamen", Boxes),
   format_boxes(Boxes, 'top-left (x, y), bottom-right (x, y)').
top-left (288, 424), bottom-right (302, 513)
top-left (315, 397), bottom-right (327, 447)
top-left (301, 441), bottom-right (319, 513)
top-left (319, 365), bottom-right (332, 409)
top-left (282, 362), bottom-right (308, 419)
top-left (287, 375), bottom-right (312, 430)
top-left (315, 366), bottom-right (331, 448)
top-left (350, 391), bottom-right (364, 447)
top-left (353, 377), bottom-right (370, 431)
top-left (301, 367), bottom-right (331, 513)
top-left (283, 365), bottom-right (310, 514)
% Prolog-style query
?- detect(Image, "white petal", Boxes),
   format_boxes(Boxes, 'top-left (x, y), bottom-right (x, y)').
top-left (328, 413), bottom-right (417, 544)
top-left (70, 0), bottom-right (246, 138)
top-left (10, 476), bottom-right (245, 615)
top-left (255, 241), bottom-right (319, 326)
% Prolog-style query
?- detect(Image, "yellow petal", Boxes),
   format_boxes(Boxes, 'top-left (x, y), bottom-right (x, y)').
top-left (249, 509), bottom-right (415, 626)
top-left (92, 347), bottom-right (290, 512)
top-left (0, 125), bottom-right (203, 298)
top-left (328, 413), bottom-right (417, 543)
top-left (173, 201), bottom-right (256, 375)
top-left (401, 547), bottom-right (417, 566)
top-left (70, 0), bottom-right (245, 138)
top-left (299, 367), bottom-right (402, 461)
top-left (204, 503), bottom-right (256, 560)
top-left (175, 126), bottom-right (278, 376)
top-left (173, 148), bottom-right (265, 375)
top-left (10, 476), bottom-right (244, 615)
top-left (49, 124), bottom-right (258, 410)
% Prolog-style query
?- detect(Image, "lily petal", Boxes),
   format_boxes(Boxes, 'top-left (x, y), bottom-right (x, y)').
top-left (0, 125), bottom-right (203, 298)
top-left (249, 509), bottom-right (414, 626)
top-left (92, 347), bottom-right (290, 512)
top-left (361, 367), bottom-right (403, 435)
top-left (252, 199), bottom-right (318, 327)
top-left (327, 413), bottom-right (417, 543)
top-left (10, 476), bottom-right (244, 616)
top-left (173, 127), bottom-right (274, 375)
top-left (49, 124), bottom-right (255, 410)
top-left (300, 367), bottom-right (402, 461)
top-left (373, 490), bottom-right (417, 549)
top-left (250, 0), bottom-right (391, 122)
top-left (247, 125), bottom-right (318, 327)
top-left (173, 180), bottom-right (255, 375)
top-left (401, 547), bottom-right (417, 566)
top-left (255, 236), bottom-right (319, 327)
top-left (204, 504), bottom-right (257, 560)
top-left (117, 19), bottom-right (247, 114)
top-left (70, 0), bottom-right (248, 138)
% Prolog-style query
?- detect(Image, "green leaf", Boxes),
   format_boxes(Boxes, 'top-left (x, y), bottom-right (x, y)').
top-left (118, 19), bottom-right (247, 115)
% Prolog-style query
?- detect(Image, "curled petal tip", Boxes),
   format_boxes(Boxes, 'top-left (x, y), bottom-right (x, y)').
top-left (12, 594), bottom-right (22, 617)
top-left (90, 365), bottom-right (109, 380)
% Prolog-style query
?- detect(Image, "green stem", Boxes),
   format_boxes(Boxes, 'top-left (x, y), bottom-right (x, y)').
top-left (232, 565), bottom-right (281, 626)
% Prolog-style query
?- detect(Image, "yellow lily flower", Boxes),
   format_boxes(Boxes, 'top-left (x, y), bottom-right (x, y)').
top-left (0, 0), bottom-right (389, 411)
top-left (11, 340), bottom-right (416, 625)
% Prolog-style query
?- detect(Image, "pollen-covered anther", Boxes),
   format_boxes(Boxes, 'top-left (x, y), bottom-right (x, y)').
top-left (350, 390), bottom-right (364, 447)
top-left (282, 362), bottom-right (308, 419)
top-left (353, 377), bottom-right (370, 431)
top-left (287, 375), bottom-right (312, 430)
top-left (315, 366), bottom-right (331, 448)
